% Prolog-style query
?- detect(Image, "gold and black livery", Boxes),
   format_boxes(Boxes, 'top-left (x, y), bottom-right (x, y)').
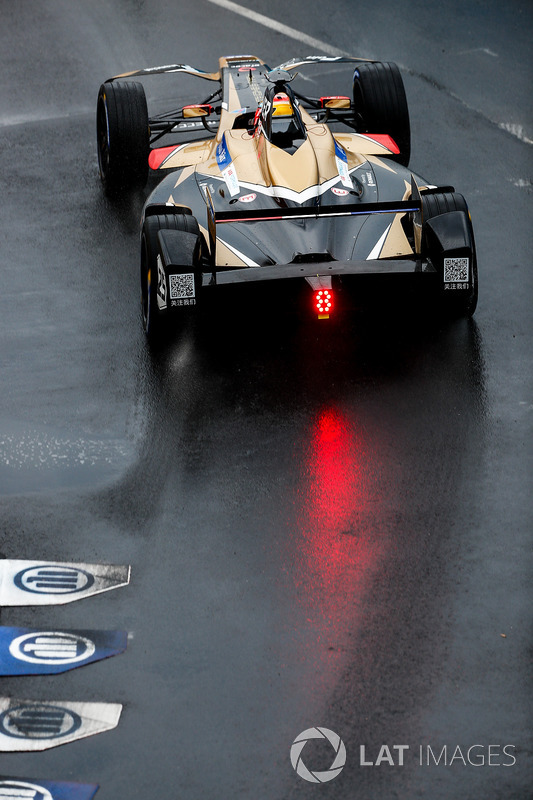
top-left (96, 54), bottom-right (478, 340)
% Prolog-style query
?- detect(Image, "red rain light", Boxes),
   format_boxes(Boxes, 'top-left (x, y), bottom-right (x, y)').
top-left (315, 289), bottom-right (333, 318)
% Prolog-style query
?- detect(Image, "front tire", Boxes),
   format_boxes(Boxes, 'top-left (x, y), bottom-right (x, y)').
top-left (97, 80), bottom-right (149, 194)
top-left (353, 61), bottom-right (411, 166)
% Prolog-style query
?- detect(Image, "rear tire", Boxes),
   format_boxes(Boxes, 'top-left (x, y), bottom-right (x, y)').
top-left (141, 214), bottom-right (201, 343)
top-left (422, 191), bottom-right (478, 317)
top-left (353, 62), bottom-right (410, 166)
top-left (97, 81), bottom-right (149, 194)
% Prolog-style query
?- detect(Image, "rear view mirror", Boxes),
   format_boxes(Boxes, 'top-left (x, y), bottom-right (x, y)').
top-left (319, 96), bottom-right (351, 109)
top-left (182, 104), bottom-right (213, 118)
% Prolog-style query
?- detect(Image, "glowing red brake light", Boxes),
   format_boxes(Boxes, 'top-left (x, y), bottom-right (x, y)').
top-left (315, 289), bottom-right (333, 318)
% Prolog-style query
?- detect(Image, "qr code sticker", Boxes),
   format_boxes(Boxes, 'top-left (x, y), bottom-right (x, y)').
top-left (169, 272), bottom-right (195, 300)
top-left (443, 257), bottom-right (469, 283)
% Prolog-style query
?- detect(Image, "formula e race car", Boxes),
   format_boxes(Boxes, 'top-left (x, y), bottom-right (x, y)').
top-left (96, 54), bottom-right (477, 340)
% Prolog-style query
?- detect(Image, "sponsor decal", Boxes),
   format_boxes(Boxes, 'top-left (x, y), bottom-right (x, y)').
top-left (216, 134), bottom-right (239, 197)
top-left (215, 134), bottom-right (232, 170)
top-left (138, 64), bottom-right (184, 74)
top-left (0, 704), bottom-right (82, 741)
top-left (0, 560), bottom-right (130, 606)
top-left (238, 193), bottom-right (256, 203)
top-left (290, 727), bottom-right (346, 783)
top-left (277, 56), bottom-right (345, 71)
top-left (260, 96), bottom-right (272, 125)
top-left (10, 632), bottom-right (94, 667)
top-left (0, 779), bottom-right (53, 800)
top-left (443, 256), bottom-right (469, 283)
top-left (169, 273), bottom-right (195, 301)
top-left (331, 187), bottom-right (349, 196)
top-left (0, 699), bottom-right (122, 752)
top-left (228, 173), bottom-right (348, 205)
top-left (0, 627), bottom-right (127, 675)
top-left (0, 777), bottom-right (99, 800)
top-left (156, 254), bottom-right (167, 310)
top-left (306, 56), bottom-right (343, 62)
top-left (221, 164), bottom-right (239, 197)
top-left (172, 120), bottom-right (211, 132)
top-left (333, 140), bottom-right (353, 189)
top-left (14, 566), bottom-right (94, 595)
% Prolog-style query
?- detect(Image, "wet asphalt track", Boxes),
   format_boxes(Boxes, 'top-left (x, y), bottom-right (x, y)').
top-left (0, 1), bottom-right (532, 798)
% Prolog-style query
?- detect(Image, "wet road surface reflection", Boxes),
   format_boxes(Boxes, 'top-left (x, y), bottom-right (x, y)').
top-left (78, 309), bottom-right (491, 796)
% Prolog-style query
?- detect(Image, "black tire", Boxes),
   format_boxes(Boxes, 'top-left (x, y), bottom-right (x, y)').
top-left (141, 214), bottom-right (201, 343)
top-left (96, 81), bottom-right (149, 194)
top-left (353, 62), bottom-right (411, 166)
top-left (422, 191), bottom-right (478, 317)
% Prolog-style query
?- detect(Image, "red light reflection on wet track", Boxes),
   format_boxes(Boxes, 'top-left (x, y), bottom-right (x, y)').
top-left (306, 407), bottom-right (363, 537)
top-left (290, 407), bottom-right (380, 673)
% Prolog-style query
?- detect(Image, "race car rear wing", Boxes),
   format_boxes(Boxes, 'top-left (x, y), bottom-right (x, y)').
top-left (204, 191), bottom-right (421, 268)
top-left (214, 200), bottom-right (420, 224)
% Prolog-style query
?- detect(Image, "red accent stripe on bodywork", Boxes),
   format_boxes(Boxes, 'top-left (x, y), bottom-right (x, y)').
top-left (148, 146), bottom-right (181, 170)
top-left (363, 134), bottom-right (400, 154)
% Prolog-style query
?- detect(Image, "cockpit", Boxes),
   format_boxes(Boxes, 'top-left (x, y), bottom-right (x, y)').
top-left (258, 72), bottom-right (307, 153)
top-left (268, 92), bottom-right (307, 151)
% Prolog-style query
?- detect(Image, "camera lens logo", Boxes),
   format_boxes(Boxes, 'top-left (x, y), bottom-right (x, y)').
top-left (14, 566), bottom-right (94, 595)
top-left (290, 727), bottom-right (346, 783)
top-left (0, 779), bottom-right (53, 800)
top-left (0, 704), bottom-right (82, 739)
top-left (9, 631), bottom-right (96, 665)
